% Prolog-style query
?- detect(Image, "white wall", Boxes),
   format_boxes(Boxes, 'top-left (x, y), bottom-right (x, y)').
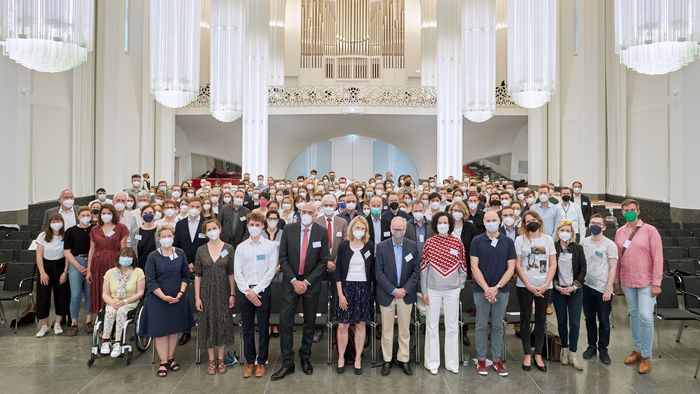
top-left (510, 123), bottom-right (528, 181)
top-left (175, 124), bottom-right (193, 182)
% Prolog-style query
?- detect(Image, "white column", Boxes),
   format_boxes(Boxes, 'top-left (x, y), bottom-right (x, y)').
top-left (420, 0), bottom-right (437, 87)
top-left (139, 0), bottom-right (157, 177)
top-left (269, 0), bottom-right (286, 86)
top-left (527, 107), bottom-right (548, 186)
top-left (154, 104), bottom-right (176, 184)
top-left (71, 50), bottom-right (96, 197)
top-left (436, 0), bottom-right (462, 181)
top-left (242, 0), bottom-right (270, 178)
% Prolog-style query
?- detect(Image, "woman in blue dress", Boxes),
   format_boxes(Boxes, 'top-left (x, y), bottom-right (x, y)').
top-left (139, 224), bottom-right (194, 377)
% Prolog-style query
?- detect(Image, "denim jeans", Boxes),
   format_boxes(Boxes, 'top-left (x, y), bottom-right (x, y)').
top-left (552, 288), bottom-right (583, 352)
top-left (582, 285), bottom-right (612, 351)
top-left (473, 291), bottom-right (509, 361)
top-left (68, 256), bottom-right (91, 321)
top-left (621, 285), bottom-right (656, 358)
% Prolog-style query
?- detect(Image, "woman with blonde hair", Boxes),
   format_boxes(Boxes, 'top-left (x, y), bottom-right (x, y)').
top-left (333, 215), bottom-right (375, 375)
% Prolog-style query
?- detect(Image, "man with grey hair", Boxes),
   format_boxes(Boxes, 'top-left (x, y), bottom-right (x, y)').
top-left (113, 191), bottom-right (138, 247)
top-left (375, 216), bottom-right (420, 376)
top-left (42, 189), bottom-right (78, 229)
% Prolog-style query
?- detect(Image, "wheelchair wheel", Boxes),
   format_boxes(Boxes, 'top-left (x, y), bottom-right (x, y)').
top-left (134, 305), bottom-right (151, 353)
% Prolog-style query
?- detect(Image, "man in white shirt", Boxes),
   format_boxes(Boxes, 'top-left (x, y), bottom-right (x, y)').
top-left (559, 187), bottom-right (587, 241)
top-left (112, 192), bottom-right (138, 246)
top-left (42, 189), bottom-right (78, 230)
top-left (235, 211), bottom-right (279, 378)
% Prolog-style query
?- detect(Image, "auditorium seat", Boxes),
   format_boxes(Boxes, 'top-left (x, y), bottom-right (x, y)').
top-left (0, 250), bottom-right (14, 263)
top-left (688, 247), bottom-right (700, 260)
top-left (5, 231), bottom-right (31, 240)
top-left (677, 237), bottom-right (700, 247)
top-left (664, 247), bottom-right (690, 260)
top-left (670, 229), bottom-right (694, 238)
top-left (15, 250), bottom-right (36, 263)
top-left (0, 240), bottom-right (23, 250)
top-left (661, 237), bottom-right (677, 247)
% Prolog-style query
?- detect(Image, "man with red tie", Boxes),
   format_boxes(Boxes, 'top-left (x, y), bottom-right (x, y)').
top-left (271, 202), bottom-right (330, 381)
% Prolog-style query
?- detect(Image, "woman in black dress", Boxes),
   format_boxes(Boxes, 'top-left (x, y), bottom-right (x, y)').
top-left (334, 216), bottom-right (375, 375)
top-left (133, 204), bottom-right (158, 269)
top-left (139, 224), bottom-right (194, 377)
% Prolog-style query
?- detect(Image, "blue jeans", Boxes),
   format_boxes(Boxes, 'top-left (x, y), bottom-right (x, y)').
top-left (582, 285), bottom-right (612, 351)
top-left (473, 291), bottom-right (509, 361)
top-left (552, 288), bottom-right (583, 352)
top-left (621, 285), bottom-right (656, 358)
top-left (68, 256), bottom-right (91, 321)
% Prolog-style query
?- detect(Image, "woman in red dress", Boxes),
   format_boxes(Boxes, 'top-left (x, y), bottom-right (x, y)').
top-left (86, 204), bottom-right (129, 313)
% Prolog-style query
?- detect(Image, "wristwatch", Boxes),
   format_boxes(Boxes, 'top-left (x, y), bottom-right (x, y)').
top-left (496, 285), bottom-right (502, 291)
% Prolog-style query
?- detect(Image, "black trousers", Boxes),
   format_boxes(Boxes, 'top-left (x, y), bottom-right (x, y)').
top-left (517, 287), bottom-right (552, 355)
top-left (280, 284), bottom-right (320, 367)
top-left (37, 258), bottom-right (70, 320)
top-left (240, 288), bottom-right (272, 364)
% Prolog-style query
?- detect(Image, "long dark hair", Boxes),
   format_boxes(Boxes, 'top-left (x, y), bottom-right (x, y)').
top-left (43, 213), bottom-right (65, 243)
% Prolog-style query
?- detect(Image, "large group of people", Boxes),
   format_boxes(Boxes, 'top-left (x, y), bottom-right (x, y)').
top-left (32, 169), bottom-right (663, 378)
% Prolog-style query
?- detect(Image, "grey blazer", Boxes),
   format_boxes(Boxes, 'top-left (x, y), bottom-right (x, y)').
top-left (42, 206), bottom-right (78, 229)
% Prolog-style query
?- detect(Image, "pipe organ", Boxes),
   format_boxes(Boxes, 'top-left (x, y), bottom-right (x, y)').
top-left (301, 0), bottom-right (405, 81)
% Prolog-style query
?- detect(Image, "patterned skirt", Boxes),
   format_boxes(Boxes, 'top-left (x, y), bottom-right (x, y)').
top-left (335, 281), bottom-right (374, 324)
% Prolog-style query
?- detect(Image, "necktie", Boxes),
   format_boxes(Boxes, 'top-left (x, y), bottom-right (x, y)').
top-left (299, 227), bottom-right (309, 275)
top-left (327, 218), bottom-right (333, 250)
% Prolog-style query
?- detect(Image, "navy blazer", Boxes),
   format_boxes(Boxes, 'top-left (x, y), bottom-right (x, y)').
top-left (279, 222), bottom-right (330, 288)
top-left (374, 238), bottom-right (420, 307)
top-left (333, 240), bottom-right (375, 285)
top-left (173, 217), bottom-right (208, 264)
top-left (572, 194), bottom-right (592, 226)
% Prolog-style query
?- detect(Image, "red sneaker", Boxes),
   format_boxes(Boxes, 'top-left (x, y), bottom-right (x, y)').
top-left (493, 360), bottom-right (508, 377)
top-left (477, 360), bottom-right (488, 376)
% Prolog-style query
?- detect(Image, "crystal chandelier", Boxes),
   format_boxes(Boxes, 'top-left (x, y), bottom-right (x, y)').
top-left (210, 0), bottom-right (245, 122)
top-left (150, 0), bottom-right (201, 108)
top-left (507, 0), bottom-right (557, 109)
top-left (0, 0), bottom-right (94, 73)
top-left (463, 0), bottom-right (496, 123)
top-left (615, 0), bottom-right (700, 75)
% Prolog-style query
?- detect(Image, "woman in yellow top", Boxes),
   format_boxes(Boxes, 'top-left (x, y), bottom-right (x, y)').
top-left (100, 247), bottom-right (146, 358)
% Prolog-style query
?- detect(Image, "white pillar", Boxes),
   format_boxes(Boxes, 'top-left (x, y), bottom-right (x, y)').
top-left (436, 0), bottom-right (462, 181)
top-left (242, 0), bottom-right (270, 178)
top-left (527, 107), bottom-right (548, 186)
top-left (154, 105), bottom-right (176, 184)
top-left (269, 0), bottom-right (286, 86)
top-left (70, 52), bottom-right (96, 197)
top-left (420, 0), bottom-right (437, 87)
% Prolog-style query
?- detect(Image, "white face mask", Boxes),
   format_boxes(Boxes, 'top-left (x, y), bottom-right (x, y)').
top-left (137, 201), bottom-right (148, 209)
top-left (203, 204), bottom-right (211, 211)
top-left (180, 205), bottom-right (189, 214)
top-left (503, 216), bottom-right (515, 227)
top-left (501, 200), bottom-right (511, 207)
top-left (301, 214), bottom-right (313, 226)
top-left (211, 196), bottom-right (219, 203)
top-left (206, 229), bottom-right (220, 240)
top-left (437, 223), bottom-right (449, 234)
top-left (413, 211), bottom-right (424, 221)
top-left (352, 230), bottom-right (365, 240)
top-left (573, 187), bottom-right (581, 194)
top-left (314, 200), bottom-right (322, 208)
top-left (513, 209), bottom-right (521, 217)
top-left (223, 196), bottom-right (232, 204)
top-left (171, 191), bottom-right (181, 198)
top-left (248, 226), bottom-right (262, 237)
top-left (267, 219), bottom-right (278, 229)
top-left (188, 208), bottom-right (200, 218)
top-left (154, 211), bottom-right (163, 220)
top-left (62, 198), bottom-right (75, 209)
top-left (101, 214), bottom-right (113, 223)
top-left (323, 206), bottom-right (335, 216)
top-left (233, 197), bottom-right (244, 206)
top-left (539, 194), bottom-right (549, 203)
top-left (517, 193), bottom-right (525, 201)
top-left (558, 231), bottom-right (572, 242)
top-left (159, 236), bottom-right (174, 247)
top-left (282, 203), bottom-right (291, 210)
top-left (430, 202), bottom-right (440, 210)
top-left (296, 202), bottom-right (305, 210)
top-left (468, 202), bottom-right (478, 210)
top-left (421, 199), bottom-right (429, 207)
top-left (50, 222), bottom-right (63, 231)
top-left (132, 180), bottom-right (141, 187)
top-left (363, 209), bottom-right (371, 216)
top-left (126, 201), bottom-right (134, 209)
top-left (164, 208), bottom-right (176, 217)
top-left (79, 216), bottom-right (92, 225)
top-left (346, 202), bottom-right (356, 211)
top-left (526, 197), bottom-right (536, 205)
top-left (155, 198), bottom-right (164, 205)
top-left (114, 202), bottom-right (126, 212)
top-left (452, 211), bottom-right (464, 221)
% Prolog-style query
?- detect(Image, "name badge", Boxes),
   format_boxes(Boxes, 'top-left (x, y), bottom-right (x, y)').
top-left (198, 233), bottom-right (207, 239)
top-left (170, 252), bottom-right (179, 260)
top-left (595, 251), bottom-right (604, 259)
top-left (383, 231), bottom-right (390, 237)
top-left (419, 234), bottom-right (425, 243)
top-left (491, 238), bottom-right (499, 248)
top-left (105, 230), bottom-right (115, 238)
top-left (383, 206), bottom-right (388, 210)
top-left (220, 249), bottom-right (229, 258)
top-left (364, 250), bottom-right (371, 259)
top-left (622, 240), bottom-right (631, 249)
top-left (583, 202), bottom-right (589, 206)
top-left (135, 234), bottom-right (142, 241)
top-left (256, 254), bottom-right (266, 261)
top-left (336, 231), bottom-right (343, 237)
top-left (274, 241), bottom-right (280, 246)
top-left (450, 248), bottom-right (459, 256)
top-left (405, 253), bottom-right (413, 262)
top-left (240, 217), bottom-right (247, 222)
top-left (468, 220), bottom-right (474, 224)
top-left (312, 241), bottom-right (321, 248)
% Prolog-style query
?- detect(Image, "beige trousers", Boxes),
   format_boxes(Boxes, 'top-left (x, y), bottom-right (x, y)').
top-left (380, 298), bottom-right (413, 363)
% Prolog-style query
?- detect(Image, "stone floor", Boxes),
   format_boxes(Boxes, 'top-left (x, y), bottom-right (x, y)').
top-left (0, 296), bottom-right (698, 393)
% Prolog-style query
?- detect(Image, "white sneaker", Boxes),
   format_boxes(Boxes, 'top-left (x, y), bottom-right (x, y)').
top-left (36, 325), bottom-right (50, 338)
top-left (53, 323), bottom-right (63, 335)
top-left (100, 342), bottom-right (111, 355)
top-left (429, 368), bottom-right (439, 375)
top-left (110, 343), bottom-right (121, 358)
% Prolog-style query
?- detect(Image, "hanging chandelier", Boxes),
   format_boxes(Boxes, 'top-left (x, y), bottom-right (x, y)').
top-left (615, 0), bottom-right (700, 75)
top-left (463, 0), bottom-right (496, 123)
top-left (210, 0), bottom-right (244, 122)
top-left (0, 0), bottom-right (94, 73)
top-left (506, 0), bottom-right (557, 109)
top-left (150, 0), bottom-right (201, 108)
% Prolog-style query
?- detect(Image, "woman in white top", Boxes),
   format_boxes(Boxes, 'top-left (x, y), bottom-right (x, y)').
top-left (280, 195), bottom-right (295, 224)
top-left (155, 200), bottom-right (180, 228)
top-left (35, 213), bottom-right (71, 337)
top-left (333, 216), bottom-right (375, 375)
top-left (514, 210), bottom-right (557, 372)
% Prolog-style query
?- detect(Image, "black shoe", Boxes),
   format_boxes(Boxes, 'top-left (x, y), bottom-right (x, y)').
top-left (354, 366), bottom-right (363, 375)
top-left (270, 366), bottom-right (295, 381)
top-left (522, 363), bottom-right (531, 371)
top-left (312, 329), bottom-right (323, 343)
top-left (381, 362), bottom-right (391, 376)
top-left (301, 358), bottom-right (313, 375)
top-left (400, 361), bottom-right (413, 376)
top-left (582, 346), bottom-right (597, 360)
top-left (336, 365), bottom-right (345, 374)
top-left (178, 332), bottom-right (191, 346)
top-left (599, 350), bottom-right (611, 365)
top-left (535, 361), bottom-right (547, 372)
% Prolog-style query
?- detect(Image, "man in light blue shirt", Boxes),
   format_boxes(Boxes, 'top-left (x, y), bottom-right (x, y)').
top-left (531, 185), bottom-right (563, 237)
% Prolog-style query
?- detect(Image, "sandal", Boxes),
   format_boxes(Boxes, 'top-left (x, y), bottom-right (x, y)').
top-left (217, 360), bottom-right (228, 374)
top-left (157, 363), bottom-right (168, 377)
top-left (206, 361), bottom-right (216, 376)
top-left (167, 358), bottom-right (180, 371)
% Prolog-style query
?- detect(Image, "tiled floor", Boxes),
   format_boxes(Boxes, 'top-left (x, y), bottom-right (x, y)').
top-left (0, 296), bottom-right (698, 393)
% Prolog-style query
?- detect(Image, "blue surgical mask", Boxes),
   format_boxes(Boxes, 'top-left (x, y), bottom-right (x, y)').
top-left (143, 214), bottom-right (154, 223)
top-left (370, 207), bottom-right (381, 216)
top-left (485, 222), bottom-right (500, 233)
top-left (118, 256), bottom-right (133, 267)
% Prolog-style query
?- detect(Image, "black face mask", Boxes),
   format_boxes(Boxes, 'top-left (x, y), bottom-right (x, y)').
top-left (91, 209), bottom-right (100, 215)
top-left (526, 221), bottom-right (540, 233)
top-left (389, 202), bottom-right (399, 211)
top-left (561, 195), bottom-right (571, 202)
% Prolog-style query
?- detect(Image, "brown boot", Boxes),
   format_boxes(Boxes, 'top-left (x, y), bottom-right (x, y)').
top-left (255, 364), bottom-right (266, 378)
top-left (638, 358), bottom-right (651, 374)
top-left (243, 364), bottom-right (255, 378)
top-left (624, 351), bottom-right (642, 365)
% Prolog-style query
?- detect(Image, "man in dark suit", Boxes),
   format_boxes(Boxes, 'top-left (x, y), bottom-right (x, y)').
top-left (466, 194), bottom-right (486, 234)
top-left (219, 190), bottom-right (250, 250)
top-left (375, 217), bottom-right (420, 377)
top-left (381, 192), bottom-right (410, 239)
top-left (572, 181), bottom-right (592, 226)
top-left (338, 193), bottom-right (362, 224)
top-left (173, 197), bottom-right (208, 345)
top-left (42, 189), bottom-right (79, 229)
top-left (366, 196), bottom-right (388, 246)
top-left (271, 202), bottom-right (330, 381)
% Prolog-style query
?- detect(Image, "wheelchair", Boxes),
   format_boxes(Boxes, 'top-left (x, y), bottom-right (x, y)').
top-left (87, 300), bottom-right (152, 367)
